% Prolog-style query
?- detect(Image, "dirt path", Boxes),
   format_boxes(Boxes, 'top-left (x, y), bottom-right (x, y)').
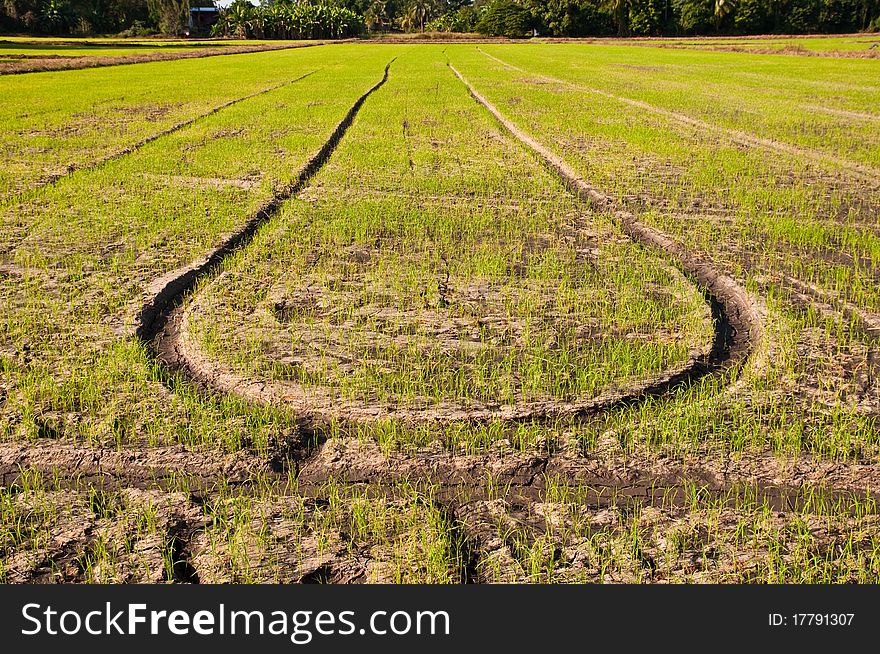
top-left (476, 49), bottom-right (880, 186)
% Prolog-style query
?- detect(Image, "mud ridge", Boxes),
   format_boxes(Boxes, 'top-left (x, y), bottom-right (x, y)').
top-left (20, 68), bottom-right (321, 198)
top-left (3, 437), bottom-right (877, 517)
top-left (296, 439), bottom-right (880, 509)
top-left (475, 49), bottom-right (880, 186)
top-left (0, 439), bottom-right (272, 491)
top-left (449, 63), bottom-right (762, 391)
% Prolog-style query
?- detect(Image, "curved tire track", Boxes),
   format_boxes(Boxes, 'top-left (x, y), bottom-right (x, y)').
top-left (168, 282), bottom-right (713, 424)
top-left (145, 60), bottom-right (760, 428)
top-left (137, 61), bottom-right (394, 357)
top-left (447, 63), bottom-right (762, 401)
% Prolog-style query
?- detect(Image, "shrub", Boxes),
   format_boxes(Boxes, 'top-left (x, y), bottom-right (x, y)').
top-left (212, 1), bottom-right (366, 39)
top-left (427, 6), bottom-right (479, 32)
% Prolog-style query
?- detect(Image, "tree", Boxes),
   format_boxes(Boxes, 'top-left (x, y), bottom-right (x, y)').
top-left (785, 0), bottom-right (819, 31)
top-left (628, 0), bottom-right (660, 32)
top-left (818, 0), bottom-right (861, 31)
top-left (426, 5), bottom-right (479, 31)
top-left (475, 0), bottom-right (534, 35)
top-left (38, 0), bottom-right (74, 32)
top-left (713, 0), bottom-right (734, 28)
top-left (732, 0), bottom-right (768, 31)
top-left (215, 0), bottom-right (254, 37)
top-left (1, 0), bottom-right (878, 37)
top-left (364, 0), bottom-right (391, 29)
top-left (146, 0), bottom-right (188, 34)
top-left (673, 0), bottom-right (712, 32)
top-left (212, 1), bottom-right (365, 38)
top-left (604, 0), bottom-right (628, 33)
top-left (527, 0), bottom-right (614, 36)
top-left (400, 0), bottom-right (436, 30)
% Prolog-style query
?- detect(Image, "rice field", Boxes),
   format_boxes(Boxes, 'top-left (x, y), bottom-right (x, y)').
top-left (596, 33), bottom-right (880, 56)
top-left (0, 37), bottom-right (312, 76)
top-left (0, 37), bottom-right (878, 584)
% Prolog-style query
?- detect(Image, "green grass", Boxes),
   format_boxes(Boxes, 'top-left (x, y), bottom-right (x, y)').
top-left (473, 44), bottom-right (880, 167)
top-left (0, 44), bottom-right (330, 197)
top-left (189, 49), bottom-right (709, 411)
top-left (0, 44), bottom-right (399, 451)
top-left (0, 41), bottom-right (877, 584)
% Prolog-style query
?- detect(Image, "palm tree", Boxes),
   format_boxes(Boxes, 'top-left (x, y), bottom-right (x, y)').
top-left (714, 0), bottom-right (735, 29)
top-left (222, 0), bottom-right (254, 38)
top-left (265, 3), bottom-right (289, 38)
top-left (605, 0), bottom-right (628, 35)
top-left (401, 0), bottom-right (435, 31)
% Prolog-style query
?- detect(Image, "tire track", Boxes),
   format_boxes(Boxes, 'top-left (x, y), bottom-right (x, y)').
top-left (476, 48), bottom-right (880, 185)
top-left (151, 58), bottom-right (757, 427)
top-left (167, 281), bottom-right (713, 423)
top-left (15, 68), bottom-right (322, 199)
top-left (448, 62), bottom-right (762, 389)
top-left (137, 60), bottom-right (395, 364)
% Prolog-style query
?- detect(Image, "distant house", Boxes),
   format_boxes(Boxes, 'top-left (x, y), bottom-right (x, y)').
top-left (188, 5), bottom-right (220, 35)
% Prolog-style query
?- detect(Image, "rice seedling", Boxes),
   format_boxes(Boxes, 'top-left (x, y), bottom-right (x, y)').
top-left (0, 40), bottom-right (876, 584)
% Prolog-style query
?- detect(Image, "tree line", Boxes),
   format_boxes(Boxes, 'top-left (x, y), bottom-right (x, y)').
top-left (457, 0), bottom-right (879, 36)
top-left (1, 0), bottom-right (877, 38)
top-left (376, 0), bottom-right (879, 36)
